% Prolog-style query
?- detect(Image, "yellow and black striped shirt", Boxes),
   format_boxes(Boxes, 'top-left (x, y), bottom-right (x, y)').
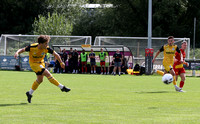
top-left (25, 43), bottom-right (53, 64)
top-left (159, 44), bottom-right (180, 65)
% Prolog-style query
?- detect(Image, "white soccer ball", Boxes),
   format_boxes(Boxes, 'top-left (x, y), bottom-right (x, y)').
top-left (162, 74), bottom-right (173, 84)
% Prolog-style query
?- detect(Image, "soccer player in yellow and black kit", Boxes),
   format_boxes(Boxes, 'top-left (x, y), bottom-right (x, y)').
top-left (14, 35), bottom-right (71, 103)
top-left (152, 36), bottom-right (183, 92)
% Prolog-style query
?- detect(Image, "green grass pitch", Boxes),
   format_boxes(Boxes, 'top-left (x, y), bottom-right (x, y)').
top-left (0, 70), bottom-right (200, 124)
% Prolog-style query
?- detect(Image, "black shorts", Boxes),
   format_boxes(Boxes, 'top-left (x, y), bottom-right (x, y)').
top-left (35, 68), bottom-right (45, 75)
top-left (90, 62), bottom-right (96, 66)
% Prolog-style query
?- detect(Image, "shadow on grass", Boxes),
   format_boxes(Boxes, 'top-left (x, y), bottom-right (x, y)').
top-left (0, 103), bottom-right (28, 107)
top-left (148, 107), bottom-right (158, 109)
top-left (135, 91), bottom-right (174, 94)
top-left (0, 103), bottom-right (57, 107)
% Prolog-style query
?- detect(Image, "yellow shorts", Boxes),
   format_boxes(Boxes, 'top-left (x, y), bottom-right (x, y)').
top-left (163, 63), bottom-right (173, 72)
top-left (30, 62), bottom-right (45, 75)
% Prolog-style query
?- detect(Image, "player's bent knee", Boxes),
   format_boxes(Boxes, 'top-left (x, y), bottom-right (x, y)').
top-left (181, 76), bottom-right (185, 81)
top-left (37, 79), bottom-right (43, 84)
top-left (43, 69), bottom-right (52, 77)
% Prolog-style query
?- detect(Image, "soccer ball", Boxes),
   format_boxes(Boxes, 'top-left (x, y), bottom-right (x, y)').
top-left (162, 74), bottom-right (173, 84)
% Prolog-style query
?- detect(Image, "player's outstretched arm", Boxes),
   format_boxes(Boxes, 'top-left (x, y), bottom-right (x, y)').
top-left (152, 50), bottom-right (160, 63)
top-left (14, 48), bottom-right (25, 59)
top-left (53, 51), bottom-right (65, 69)
top-left (180, 53), bottom-right (184, 63)
top-left (183, 61), bottom-right (189, 67)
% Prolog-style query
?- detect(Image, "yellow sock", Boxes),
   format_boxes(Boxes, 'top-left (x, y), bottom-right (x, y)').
top-left (48, 76), bottom-right (59, 86)
top-left (156, 70), bottom-right (164, 76)
top-left (32, 80), bottom-right (40, 90)
top-left (173, 76), bottom-right (177, 85)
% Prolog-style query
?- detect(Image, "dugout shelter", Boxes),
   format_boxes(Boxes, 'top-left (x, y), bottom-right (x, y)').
top-left (52, 45), bottom-right (133, 73)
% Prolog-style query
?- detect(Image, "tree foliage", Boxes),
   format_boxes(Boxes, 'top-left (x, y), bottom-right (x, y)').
top-left (46, 0), bottom-right (87, 21)
top-left (32, 0), bottom-right (87, 35)
top-left (33, 12), bottom-right (72, 35)
top-left (1, 0), bottom-right (200, 48)
top-left (0, 0), bottom-right (48, 34)
top-left (72, 0), bottom-right (200, 47)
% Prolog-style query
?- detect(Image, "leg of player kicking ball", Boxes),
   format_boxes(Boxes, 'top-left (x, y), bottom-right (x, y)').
top-left (156, 70), bottom-right (164, 76)
top-left (26, 69), bottom-right (70, 103)
top-left (152, 68), bottom-right (164, 76)
top-left (170, 69), bottom-right (181, 91)
top-left (26, 75), bottom-right (43, 103)
top-left (44, 69), bottom-right (71, 92)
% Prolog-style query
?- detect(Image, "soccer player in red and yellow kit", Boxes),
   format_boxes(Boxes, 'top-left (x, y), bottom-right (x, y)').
top-left (173, 41), bottom-right (189, 92)
top-left (152, 36), bottom-right (183, 92)
top-left (14, 35), bottom-right (70, 103)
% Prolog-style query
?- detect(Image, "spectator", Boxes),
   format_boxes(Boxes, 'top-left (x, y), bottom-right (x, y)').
top-left (72, 48), bottom-right (79, 74)
top-left (62, 49), bottom-right (68, 63)
top-left (107, 59), bottom-right (114, 75)
top-left (121, 57), bottom-right (127, 74)
top-left (89, 49), bottom-right (96, 74)
top-left (54, 52), bottom-right (63, 73)
top-left (113, 49), bottom-right (122, 76)
top-left (48, 60), bottom-right (55, 68)
top-left (68, 47), bottom-right (73, 73)
top-left (44, 53), bottom-right (50, 68)
top-left (61, 49), bottom-right (68, 73)
top-left (99, 48), bottom-right (107, 74)
top-left (80, 49), bottom-right (88, 73)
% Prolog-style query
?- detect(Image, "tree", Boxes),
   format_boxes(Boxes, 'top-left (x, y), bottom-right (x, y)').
top-left (72, 0), bottom-right (200, 47)
top-left (182, 0), bottom-right (200, 48)
top-left (33, 12), bottom-right (72, 35)
top-left (73, 0), bottom-right (149, 40)
top-left (0, 0), bottom-right (48, 34)
top-left (33, 0), bottom-right (87, 35)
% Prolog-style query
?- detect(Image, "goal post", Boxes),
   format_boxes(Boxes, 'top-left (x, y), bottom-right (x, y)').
top-left (94, 36), bottom-right (190, 59)
top-left (0, 34), bottom-right (92, 56)
top-left (0, 34), bottom-right (92, 70)
top-left (94, 36), bottom-right (191, 71)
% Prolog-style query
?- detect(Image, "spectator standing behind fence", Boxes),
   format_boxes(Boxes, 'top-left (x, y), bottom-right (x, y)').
top-left (89, 49), bottom-right (96, 74)
top-left (72, 48), bottom-right (79, 74)
top-left (68, 48), bottom-right (73, 73)
top-left (80, 49), bottom-right (88, 73)
top-left (121, 57), bottom-right (127, 74)
top-left (55, 52), bottom-right (63, 73)
top-left (99, 48), bottom-right (107, 74)
top-left (61, 49), bottom-right (68, 73)
top-left (107, 59), bottom-right (114, 75)
top-left (113, 49), bottom-right (122, 76)
top-left (44, 53), bottom-right (50, 68)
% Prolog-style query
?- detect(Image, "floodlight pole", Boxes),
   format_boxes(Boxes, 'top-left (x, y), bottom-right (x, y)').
top-left (145, 0), bottom-right (153, 75)
top-left (193, 17), bottom-right (196, 60)
top-left (4, 36), bottom-right (7, 55)
top-left (192, 17), bottom-right (196, 76)
top-left (148, 0), bottom-right (152, 48)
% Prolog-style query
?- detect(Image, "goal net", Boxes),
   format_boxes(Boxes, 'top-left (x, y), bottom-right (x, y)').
top-left (0, 34), bottom-right (91, 70)
top-left (0, 34), bottom-right (92, 56)
top-left (94, 36), bottom-right (190, 69)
